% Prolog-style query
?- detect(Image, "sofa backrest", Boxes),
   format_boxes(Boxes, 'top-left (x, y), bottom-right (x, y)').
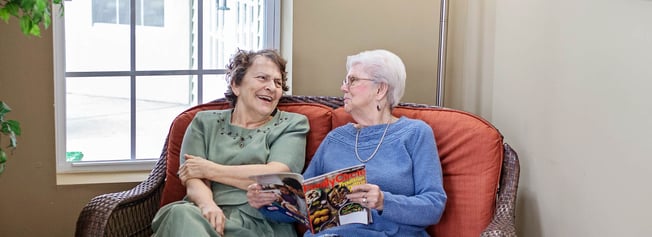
top-left (160, 100), bottom-right (334, 206)
top-left (160, 97), bottom-right (504, 237)
top-left (332, 106), bottom-right (503, 237)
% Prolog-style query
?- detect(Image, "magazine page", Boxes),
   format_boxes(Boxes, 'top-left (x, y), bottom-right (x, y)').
top-left (302, 164), bottom-right (371, 234)
top-left (250, 172), bottom-right (309, 225)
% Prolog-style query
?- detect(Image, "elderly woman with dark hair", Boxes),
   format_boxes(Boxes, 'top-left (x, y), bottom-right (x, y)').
top-left (248, 49), bottom-right (447, 237)
top-left (151, 49), bottom-right (309, 237)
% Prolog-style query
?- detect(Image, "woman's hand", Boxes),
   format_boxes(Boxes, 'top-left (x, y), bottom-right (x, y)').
top-left (347, 183), bottom-right (384, 211)
top-left (246, 183), bottom-right (278, 208)
top-left (198, 202), bottom-right (226, 236)
top-left (178, 154), bottom-right (216, 184)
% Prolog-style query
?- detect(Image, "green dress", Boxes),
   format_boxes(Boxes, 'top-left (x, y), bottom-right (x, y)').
top-left (152, 109), bottom-right (309, 237)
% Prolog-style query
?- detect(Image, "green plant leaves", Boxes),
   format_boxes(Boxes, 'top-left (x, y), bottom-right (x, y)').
top-left (0, 101), bottom-right (21, 174)
top-left (0, 0), bottom-right (63, 36)
top-left (0, 101), bottom-right (21, 146)
top-left (0, 2), bottom-right (19, 22)
top-left (0, 149), bottom-right (6, 163)
top-left (0, 101), bottom-right (11, 115)
top-left (0, 149), bottom-right (6, 167)
top-left (2, 120), bottom-right (21, 146)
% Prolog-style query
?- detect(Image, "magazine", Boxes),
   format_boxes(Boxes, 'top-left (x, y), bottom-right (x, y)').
top-left (251, 172), bottom-right (309, 225)
top-left (250, 164), bottom-right (372, 234)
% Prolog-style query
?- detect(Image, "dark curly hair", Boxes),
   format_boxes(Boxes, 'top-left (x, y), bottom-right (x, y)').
top-left (224, 49), bottom-right (289, 106)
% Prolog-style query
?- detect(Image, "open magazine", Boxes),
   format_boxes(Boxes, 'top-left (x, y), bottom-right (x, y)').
top-left (250, 164), bottom-right (372, 234)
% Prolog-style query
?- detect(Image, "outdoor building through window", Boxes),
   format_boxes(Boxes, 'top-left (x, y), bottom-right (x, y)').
top-left (54, 0), bottom-right (280, 173)
top-left (91, 0), bottom-right (165, 27)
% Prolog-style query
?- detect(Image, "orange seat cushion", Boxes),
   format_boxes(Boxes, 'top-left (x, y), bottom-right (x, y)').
top-left (332, 106), bottom-right (504, 237)
top-left (160, 102), bottom-right (334, 207)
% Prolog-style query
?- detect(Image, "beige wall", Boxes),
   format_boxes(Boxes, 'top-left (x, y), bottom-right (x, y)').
top-left (443, 0), bottom-right (652, 235)
top-left (291, 0), bottom-right (441, 105)
top-left (0, 21), bottom-right (137, 236)
top-left (3, 0), bottom-right (652, 236)
top-left (490, 1), bottom-right (652, 236)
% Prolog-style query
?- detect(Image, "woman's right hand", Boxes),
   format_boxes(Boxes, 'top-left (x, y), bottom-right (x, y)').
top-left (198, 202), bottom-right (226, 236)
top-left (246, 183), bottom-right (278, 208)
top-left (178, 154), bottom-right (215, 184)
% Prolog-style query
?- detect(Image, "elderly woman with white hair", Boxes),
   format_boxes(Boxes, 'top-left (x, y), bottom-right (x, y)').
top-left (248, 49), bottom-right (447, 237)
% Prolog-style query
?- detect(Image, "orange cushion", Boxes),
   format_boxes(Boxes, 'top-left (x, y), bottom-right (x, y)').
top-left (332, 107), bottom-right (503, 237)
top-left (159, 102), bottom-right (334, 207)
top-left (160, 102), bottom-right (231, 207)
top-left (274, 103), bottom-right (333, 170)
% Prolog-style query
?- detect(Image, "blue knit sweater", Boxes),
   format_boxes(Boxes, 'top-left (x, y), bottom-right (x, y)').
top-left (303, 117), bottom-right (447, 237)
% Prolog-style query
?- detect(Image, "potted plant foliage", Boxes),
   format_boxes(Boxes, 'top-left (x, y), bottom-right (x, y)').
top-left (0, 0), bottom-right (63, 36)
top-left (0, 101), bottom-right (21, 174)
top-left (1, 0), bottom-right (62, 173)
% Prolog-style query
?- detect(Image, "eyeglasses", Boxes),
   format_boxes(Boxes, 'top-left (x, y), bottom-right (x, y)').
top-left (342, 76), bottom-right (374, 89)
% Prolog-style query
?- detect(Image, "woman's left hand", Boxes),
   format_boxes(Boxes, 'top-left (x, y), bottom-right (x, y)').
top-left (178, 154), bottom-right (216, 184)
top-left (247, 183), bottom-right (278, 208)
top-left (347, 183), bottom-right (384, 211)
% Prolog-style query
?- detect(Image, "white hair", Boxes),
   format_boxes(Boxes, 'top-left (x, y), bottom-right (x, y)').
top-left (346, 49), bottom-right (406, 107)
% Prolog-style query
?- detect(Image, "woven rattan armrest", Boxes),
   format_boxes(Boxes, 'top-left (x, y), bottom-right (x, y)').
top-left (75, 151), bottom-right (168, 237)
top-left (480, 143), bottom-right (520, 237)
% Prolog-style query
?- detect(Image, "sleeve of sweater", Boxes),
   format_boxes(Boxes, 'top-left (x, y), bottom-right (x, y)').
top-left (378, 121), bottom-right (448, 227)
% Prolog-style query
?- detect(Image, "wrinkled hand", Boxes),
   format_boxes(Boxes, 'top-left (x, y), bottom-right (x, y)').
top-left (178, 154), bottom-right (215, 184)
top-left (198, 202), bottom-right (226, 236)
top-left (347, 183), bottom-right (384, 210)
top-left (246, 183), bottom-right (278, 208)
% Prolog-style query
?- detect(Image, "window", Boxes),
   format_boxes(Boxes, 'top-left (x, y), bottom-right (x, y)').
top-left (91, 0), bottom-right (165, 27)
top-left (54, 0), bottom-right (280, 173)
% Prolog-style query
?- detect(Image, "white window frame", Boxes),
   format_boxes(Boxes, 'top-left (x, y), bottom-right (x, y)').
top-left (53, 0), bottom-right (281, 173)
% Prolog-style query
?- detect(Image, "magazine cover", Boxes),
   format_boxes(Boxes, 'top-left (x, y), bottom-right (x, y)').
top-left (250, 164), bottom-right (371, 234)
top-left (302, 164), bottom-right (371, 234)
top-left (251, 172), bottom-right (309, 225)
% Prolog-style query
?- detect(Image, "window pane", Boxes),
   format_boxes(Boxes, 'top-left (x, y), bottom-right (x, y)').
top-left (136, 1), bottom-right (194, 70)
top-left (118, 0), bottom-right (130, 25)
top-left (66, 1), bottom-right (131, 72)
top-left (92, 0), bottom-right (117, 24)
top-left (56, 0), bottom-right (277, 172)
top-left (66, 77), bottom-right (131, 161)
top-left (144, 0), bottom-right (165, 27)
top-left (203, 0), bottom-right (265, 70)
top-left (203, 74), bottom-right (228, 102)
top-left (135, 76), bottom-right (194, 159)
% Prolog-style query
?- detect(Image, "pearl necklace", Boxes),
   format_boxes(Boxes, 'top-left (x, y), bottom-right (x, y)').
top-left (354, 118), bottom-right (392, 163)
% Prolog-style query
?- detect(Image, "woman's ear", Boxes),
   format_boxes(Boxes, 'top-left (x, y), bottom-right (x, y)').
top-left (231, 80), bottom-right (240, 96)
top-left (375, 82), bottom-right (388, 100)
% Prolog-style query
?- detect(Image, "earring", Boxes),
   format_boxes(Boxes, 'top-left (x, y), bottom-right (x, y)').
top-left (376, 104), bottom-right (381, 111)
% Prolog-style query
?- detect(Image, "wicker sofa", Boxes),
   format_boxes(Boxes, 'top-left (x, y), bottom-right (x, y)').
top-left (75, 95), bottom-right (520, 237)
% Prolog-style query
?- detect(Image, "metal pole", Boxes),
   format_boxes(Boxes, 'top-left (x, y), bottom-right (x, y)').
top-left (436, 0), bottom-right (449, 107)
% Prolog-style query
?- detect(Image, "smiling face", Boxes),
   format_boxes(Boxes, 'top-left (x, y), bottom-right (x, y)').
top-left (341, 63), bottom-right (379, 116)
top-left (231, 55), bottom-right (284, 118)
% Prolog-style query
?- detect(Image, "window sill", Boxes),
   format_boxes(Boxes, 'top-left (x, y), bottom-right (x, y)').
top-left (56, 170), bottom-right (150, 185)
